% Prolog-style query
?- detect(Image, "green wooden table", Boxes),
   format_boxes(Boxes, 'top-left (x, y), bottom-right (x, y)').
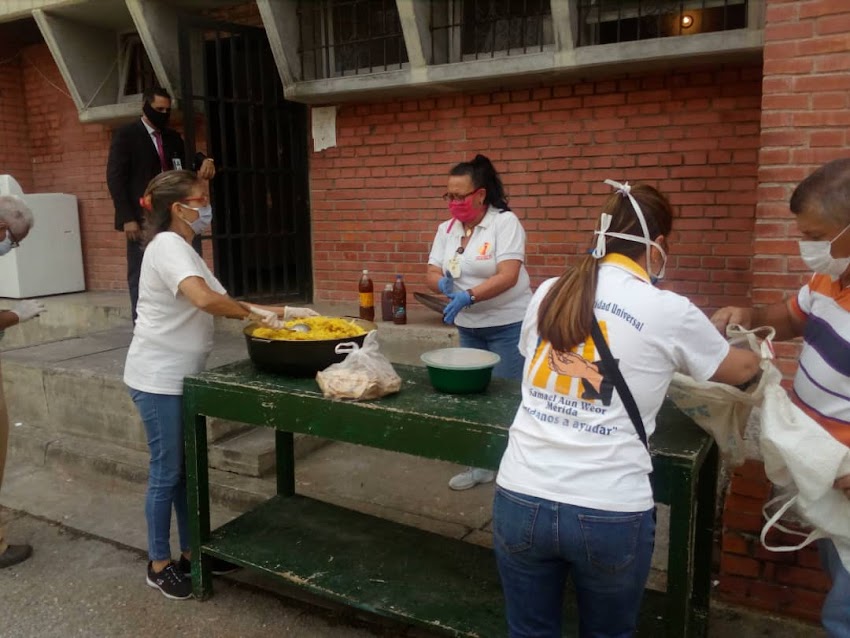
top-left (184, 361), bottom-right (718, 637)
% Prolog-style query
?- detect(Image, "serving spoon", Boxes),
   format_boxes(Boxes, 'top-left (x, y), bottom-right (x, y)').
top-left (283, 323), bottom-right (311, 333)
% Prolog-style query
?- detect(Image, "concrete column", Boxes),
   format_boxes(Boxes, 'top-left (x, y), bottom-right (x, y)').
top-left (747, 0), bottom-right (766, 29)
top-left (552, 0), bottom-right (576, 52)
top-left (257, 0), bottom-right (300, 89)
top-left (125, 0), bottom-right (180, 100)
top-left (396, 0), bottom-right (431, 69)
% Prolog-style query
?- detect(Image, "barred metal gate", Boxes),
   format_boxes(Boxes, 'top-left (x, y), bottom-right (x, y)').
top-left (178, 17), bottom-right (312, 301)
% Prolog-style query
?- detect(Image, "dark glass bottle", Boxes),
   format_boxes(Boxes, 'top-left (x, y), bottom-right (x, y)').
top-left (392, 274), bottom-right (407, 325)
top-left (381, 283), bottom-right (393, 322)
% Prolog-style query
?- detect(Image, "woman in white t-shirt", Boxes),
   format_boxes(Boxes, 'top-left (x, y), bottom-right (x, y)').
top-left (124, 170), bottom-right (317, 601)
top-left (493, 180), bottom-right (760, 637)
top-left (427, 154), bottom-right (532, 491)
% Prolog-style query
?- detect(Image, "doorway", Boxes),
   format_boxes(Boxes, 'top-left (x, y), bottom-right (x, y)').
top-left (178, 17), bottom-right (312, 300)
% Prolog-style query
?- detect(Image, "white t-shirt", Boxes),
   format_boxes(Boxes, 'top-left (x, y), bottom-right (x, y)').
top-left (123, 232), bottom-right (226, 395)
top-left (428, 207), bottom-right (532, 328)
top-left (497, 254), bottom-right (730, 512)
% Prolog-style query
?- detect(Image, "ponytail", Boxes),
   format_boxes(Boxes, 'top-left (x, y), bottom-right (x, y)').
top-left (450, 154), bottom-right (508, 211)
top-left (537, 254), bottom-right (599, 352)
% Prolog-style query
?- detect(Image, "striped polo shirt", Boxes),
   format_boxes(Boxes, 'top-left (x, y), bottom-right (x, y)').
top-left (790, 274), bottom-right (850, 446)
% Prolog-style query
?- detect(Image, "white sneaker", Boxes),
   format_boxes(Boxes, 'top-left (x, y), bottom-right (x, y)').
top-left (448, 468), bottom-right (496, 491)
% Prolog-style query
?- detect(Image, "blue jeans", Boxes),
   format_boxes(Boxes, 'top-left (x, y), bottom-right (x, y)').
top-left (129, 388), bottom-right (190, 562)
top-left (458, 321), bottom-right (524, 380)
top-left (493, 486), bottom-right (656, 638)
top-left (819, 538), bottom-right (850, 638)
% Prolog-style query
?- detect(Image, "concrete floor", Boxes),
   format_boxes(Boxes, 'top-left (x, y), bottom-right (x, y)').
top-left (0, 456), bottom-right (825, 638)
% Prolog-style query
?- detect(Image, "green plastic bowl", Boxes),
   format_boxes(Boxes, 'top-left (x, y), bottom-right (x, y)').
top-left (420, 348), bottom-right (501, 394)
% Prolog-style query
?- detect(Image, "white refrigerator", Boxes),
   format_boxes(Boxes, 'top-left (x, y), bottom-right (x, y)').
top-left (0, 175), bottom-right (85, 298)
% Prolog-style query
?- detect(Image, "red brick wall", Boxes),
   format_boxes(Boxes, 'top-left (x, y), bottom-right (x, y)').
top-left (0, 55), bottom-right (34, 192)
top-left (718, 461), bottom-right (831, 623)
top-left (19, 45), bottom-right (119, 291)
top-left (718, 0), bottom-right (850, 622)
top-left (309, 65), bottom-right (763, 309)
top-left (755, 0), bottom-right (850, 376)
top-left (12, 45), bottom-right (219, 292)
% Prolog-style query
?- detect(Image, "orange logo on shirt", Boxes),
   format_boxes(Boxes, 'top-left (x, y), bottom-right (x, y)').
top-left (479, 242), bottom-right (491, 256)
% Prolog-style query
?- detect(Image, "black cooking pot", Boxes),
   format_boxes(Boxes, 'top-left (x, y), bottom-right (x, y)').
top-left (243, 318), bottom-right (377, 377)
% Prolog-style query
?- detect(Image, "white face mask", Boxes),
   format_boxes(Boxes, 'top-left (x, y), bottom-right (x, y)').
top-left (799, 221), bottom-right (850, 280)
top-left (0, 235), bottom-right (12, 257)
top-left (593, 179), bottom-right (668, 283)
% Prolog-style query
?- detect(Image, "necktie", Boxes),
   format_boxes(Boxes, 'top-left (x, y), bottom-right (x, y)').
top-left (153, 130), bottom-right (168, 172)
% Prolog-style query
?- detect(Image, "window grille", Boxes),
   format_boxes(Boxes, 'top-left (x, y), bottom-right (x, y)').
top-left (576, 0), bottom-right (748, 47)
top-left (431, 0), bottom-right (554, 65)
top-left (298, 0), bottom-right (408, 80)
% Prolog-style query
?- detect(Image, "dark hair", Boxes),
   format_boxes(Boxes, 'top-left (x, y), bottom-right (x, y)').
top-left (449, 154), bottom-right (508, 211)
top-left (789, 157), bottom-right (850, 226)
top-left (537, 183), bottom-right (674, 352)
top-left (141, 170), bottom-right (199, 243)
top-left (142, 86), bottom-right (171, 104)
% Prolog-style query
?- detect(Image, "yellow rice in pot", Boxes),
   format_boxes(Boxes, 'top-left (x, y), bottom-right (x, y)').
top-left (251, 317), bottom-right (367, 341)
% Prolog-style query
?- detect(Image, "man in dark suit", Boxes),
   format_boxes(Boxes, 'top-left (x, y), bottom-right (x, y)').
top-left (106, 86), bottom-right (215, 322)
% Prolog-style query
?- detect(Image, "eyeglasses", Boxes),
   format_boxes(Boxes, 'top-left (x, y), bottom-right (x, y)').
top-left (442, 189), bottom-right (480, 203)
top-left (181, 196), bottom-right (209, 206)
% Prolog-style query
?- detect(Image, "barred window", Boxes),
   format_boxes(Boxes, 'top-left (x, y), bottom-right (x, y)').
top-left (431, 0), bottom-right (554, 64)
top-left (577, 0), bottom-right (748, 47)
top-left (298, 0), bottom-right (408, 80)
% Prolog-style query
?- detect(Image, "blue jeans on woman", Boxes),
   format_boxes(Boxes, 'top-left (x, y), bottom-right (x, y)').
top-left (129, 388), bottom-right (190, 562)
top-left (493, 486), bottom-right (656, 638)
top-left (819, 538), bottom-right (850, 638)
top-left (457, 321), bottom-right (524, 380)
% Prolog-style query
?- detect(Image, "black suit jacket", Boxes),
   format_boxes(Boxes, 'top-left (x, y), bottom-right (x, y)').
top-left (106, 119), bottom-right (203, 231)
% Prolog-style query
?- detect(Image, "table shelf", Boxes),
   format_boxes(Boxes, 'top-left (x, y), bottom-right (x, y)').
top-left (201, 493), bottom-right (670, 637)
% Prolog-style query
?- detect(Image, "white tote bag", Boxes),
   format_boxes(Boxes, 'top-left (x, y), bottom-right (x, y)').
top-left (759, 380), bottom-right (850, 571)
top-left (667, 325), bottom-right (778, 466)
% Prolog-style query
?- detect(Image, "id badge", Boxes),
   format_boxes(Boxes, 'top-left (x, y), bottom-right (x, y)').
top-left (447, 255), bottom-right (461, 278)
top-left (172, 157), bottom-right (183, 170)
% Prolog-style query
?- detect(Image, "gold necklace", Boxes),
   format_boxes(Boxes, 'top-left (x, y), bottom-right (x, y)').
top-left (464, 226), bottom-right (473, 238)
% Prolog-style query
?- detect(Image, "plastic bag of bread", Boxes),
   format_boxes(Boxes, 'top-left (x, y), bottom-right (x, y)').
top-left (316, 332), bottom-right (402, 400)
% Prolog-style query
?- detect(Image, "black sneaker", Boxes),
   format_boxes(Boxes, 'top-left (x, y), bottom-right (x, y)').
top-left (0, 544), bottom-right (32, 569)
top-left (178, 554), bottom-right (240, 577)
top-left (146, 561), bottom-right (192, 600)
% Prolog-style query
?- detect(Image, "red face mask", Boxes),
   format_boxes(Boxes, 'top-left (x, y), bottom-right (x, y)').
top-left (448, 197), bottom-right (480, 223)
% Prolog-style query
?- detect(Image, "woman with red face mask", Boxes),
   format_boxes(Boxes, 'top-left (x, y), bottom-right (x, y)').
top-left (426, 154), bottom-right (533, 491)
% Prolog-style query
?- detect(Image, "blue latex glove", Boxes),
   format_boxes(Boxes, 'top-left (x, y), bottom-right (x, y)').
top-left (438, 272), bottom-right (455, 296)
top-left (443, 290), bottom-right (472, 325)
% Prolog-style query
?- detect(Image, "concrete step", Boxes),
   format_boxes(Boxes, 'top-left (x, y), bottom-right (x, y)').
top-left (208, 426), bottom-right (329, 477)
top-left (8, 422), bottom-right (274, 513)
top-left (0, 326), bottom-right (328, 477)
top-left (1, 292), bottom-right (458, 481)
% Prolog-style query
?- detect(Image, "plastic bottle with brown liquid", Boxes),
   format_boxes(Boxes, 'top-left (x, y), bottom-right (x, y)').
top-left (358, 269), bottom-right (375, 321)
top-left (381, 283), bottom-right (394, 322)
top-left (392, 274), bottom-right (407, 325)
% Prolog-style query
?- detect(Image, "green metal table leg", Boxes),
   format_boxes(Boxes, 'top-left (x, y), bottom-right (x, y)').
top-left (184, 400), bottom-right (212, 600)
top-left (665, 464), bottom-right (697, 637)
top-left (690, 444), bottom-right (719, 637)
top-left (275, 430), bottom-right (295, 496)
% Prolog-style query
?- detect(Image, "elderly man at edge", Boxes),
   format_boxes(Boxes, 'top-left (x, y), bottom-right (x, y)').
top-left (0, 195), bottom-right (45, 568)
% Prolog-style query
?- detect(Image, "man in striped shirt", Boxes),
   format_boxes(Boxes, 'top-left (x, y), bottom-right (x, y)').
top-left (713, 157), bottom-right (850, 638)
